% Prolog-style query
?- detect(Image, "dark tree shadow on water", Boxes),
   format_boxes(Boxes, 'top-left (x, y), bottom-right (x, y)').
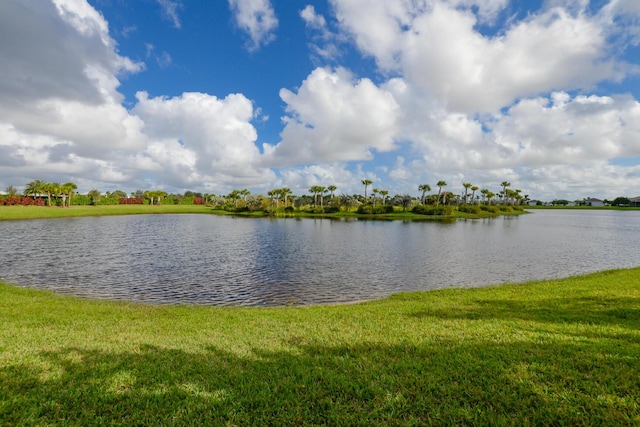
top-left (2, 326), bottom-right (639, 426)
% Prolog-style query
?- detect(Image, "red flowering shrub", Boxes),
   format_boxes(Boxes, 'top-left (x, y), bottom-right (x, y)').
top-left (119, 198), bottom-right (144, 204)
top-left (0, 196), bottom-right (45, 206)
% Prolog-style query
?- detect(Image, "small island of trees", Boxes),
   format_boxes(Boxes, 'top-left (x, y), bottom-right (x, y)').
top-left (0, 178), bottom-right (536, 219)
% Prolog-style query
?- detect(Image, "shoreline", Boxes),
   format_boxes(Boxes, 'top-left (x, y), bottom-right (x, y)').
top-left (2, 266), bottom-right (638, 309)
top-left (0, 203), bottom-right (526, 222)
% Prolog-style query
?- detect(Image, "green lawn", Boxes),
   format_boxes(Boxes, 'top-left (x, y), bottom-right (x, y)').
top-left (1, 269), bottom-right (639, 425)
top-left (0, 204), bottom-right (214, 220)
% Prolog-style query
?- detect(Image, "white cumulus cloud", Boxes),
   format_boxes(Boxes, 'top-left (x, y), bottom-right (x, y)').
top-left (264, 67), bottom-right (400, 166)
top-left (228, 0), bottom-right (278, 51)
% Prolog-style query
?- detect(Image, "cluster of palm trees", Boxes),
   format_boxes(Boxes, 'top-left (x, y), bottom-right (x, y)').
top-left (308, 185), bottom-right (338, 207)
top-left (14, 177), bottom-right (526, 211)
top-left (415, 180), bottom-right (526, 206)
top-left (23, 179), bottom-right (77, 207)
top-left (360, 180), bottom-right (391, 206)
top-left (143, 190), bottom-right (168, 205)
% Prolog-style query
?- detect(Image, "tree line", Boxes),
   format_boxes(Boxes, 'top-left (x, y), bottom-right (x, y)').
top-left (2, 179), bottom-right (527, 212)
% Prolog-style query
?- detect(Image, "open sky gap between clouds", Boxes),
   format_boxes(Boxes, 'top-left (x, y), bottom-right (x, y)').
top-left (1, 0), bottom-right (640, 201)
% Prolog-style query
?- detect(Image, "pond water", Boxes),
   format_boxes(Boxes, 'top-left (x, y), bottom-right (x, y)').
top-left (1, 210), bottom-right (639, 306)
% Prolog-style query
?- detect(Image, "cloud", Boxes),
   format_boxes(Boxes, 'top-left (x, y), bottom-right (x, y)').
top-left (156, 0), bottom-right (182, 29)
top-left (300, 5), bottom-right (326, 30)
top-left (331, 0), bottom-right (628, 113)
top-left (0, 0), bottom-right (146, 173)
top-left (131, 91), bottom-right (274, 189)
top-left (300, 4), bottom-right (343, 63)
top-left (228, 0), bottom-right (278, 51)
top-left (263, 67), bottom-right (400, 166)
top-left (0, 0), bottom-right (275, 195)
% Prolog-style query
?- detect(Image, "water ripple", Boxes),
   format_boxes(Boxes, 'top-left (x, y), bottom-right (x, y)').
top-left (1, 211), bottom-right (640, 306)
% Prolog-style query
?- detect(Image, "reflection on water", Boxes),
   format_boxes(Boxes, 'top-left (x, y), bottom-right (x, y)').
top-left (1, 210), bottom-right (640, 306)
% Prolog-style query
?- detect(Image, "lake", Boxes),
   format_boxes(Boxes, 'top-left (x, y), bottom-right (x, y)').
top-left (1, 210), bottom-right (639, 306)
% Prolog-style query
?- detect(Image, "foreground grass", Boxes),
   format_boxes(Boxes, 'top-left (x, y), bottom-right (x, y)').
top-left (1, 270), bottom-right (639, 425)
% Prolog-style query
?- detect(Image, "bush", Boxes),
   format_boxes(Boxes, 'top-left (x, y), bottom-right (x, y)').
top-left (357, 205), bottom-right (394, 214)
top-left (72, 195), bottom-right (92, 206)
top-left (499, 206), bottom-right (513, 213)
top-left (480, 205), bottom-right (499, 213)
top-left (0, 196), bottom-right (45, 206)
top-left (305, 207), bottom-right (325, 214)
top-left (119, 198), bottom-right (144, 205)
top-left (323, 206), bottom-right (340, 213)
top-left (97, 197), bottom-right (120, 205)
top-left (458, 205), bottom-right (482, 214)
top-left (284, 206), bottom-right (294, 213)
top-left (412, 205), bottom-right (454, 216)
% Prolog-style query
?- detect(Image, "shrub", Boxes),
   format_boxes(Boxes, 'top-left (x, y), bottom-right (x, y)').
top-left (97, 197), bottom-right (120, 205)
top-left (357, 205), bottom-right (394, 214)
top-left (480, 205), bottom-right (499, 213)
top-left (305, 207), bottom-right (325, 214)
top-left (458, 205), bottom-right (482, 214)
top-left (323, 206), bottom-right (340, 213)
top-left (119, 198), bottom-right (144, 205)
top-left (412, 205), bottom-right (454, 216)
top-left (0, 196), bottom-right (45, 206)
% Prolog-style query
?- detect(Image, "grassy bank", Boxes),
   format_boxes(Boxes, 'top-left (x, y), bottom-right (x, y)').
top-left (0, 204), bottom-right (525, 222)
top-left (1, 269), bottom-right (639, 425)
top-left (0, 204), bottom-right (214, 220)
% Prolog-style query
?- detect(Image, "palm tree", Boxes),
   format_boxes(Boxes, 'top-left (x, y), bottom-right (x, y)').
top-left (24, 179), bottom-right (45, 200)
top-left (501, 181), bottom-right (511, 205)
top-left (470, 185), bottom-right (479, 205)
top-left (280, 187), bottom-right (292, 207)
top-left (418, 184), bottom-right (431, 205)
top-left (59, 182), bottom-right (73, 207)
top-left (462, 183), bottom-right (472, 204)
top-left (309, 185), bottom-right (323, 207)
top-left (436, 180), bottom-right (447, 207)
top-left (42, 182), bottom-right (59, 207)
top-left (361, 179), bottom-right (373, 201)
top-left (227, 190), bottom-right (241, 208)
top-left (480, 188), bottom-right (489, 204)
top-left (61, 182), bottom-right (77, 207)
top-left (379, 189), bottom-right (389, 205)
top-left (318, 186), bottom-right (327, 207)
top-left (6, 185), bottom-right (18, 196)
top-left (327, 185), bottom-right (337, 200)
top-left (156, 190), bottom-right (168, 205)
top-left (486, 190), bottom-right (495, 204)
top-left (372, 188), bottom-right (379, 206)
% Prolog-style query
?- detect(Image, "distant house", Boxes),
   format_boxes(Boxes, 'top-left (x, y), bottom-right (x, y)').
top-left (630, 196), bottom-right (640, 207)
top-left (584, 198), bottom-right (605, 207)
top-left (527, 200), bottom-right (540, 206)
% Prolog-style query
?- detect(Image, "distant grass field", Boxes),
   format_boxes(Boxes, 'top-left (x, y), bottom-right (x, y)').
top-left (0, 204), bottom-right (214, 220)
top-left (1, 269), bottom-right (639, 425)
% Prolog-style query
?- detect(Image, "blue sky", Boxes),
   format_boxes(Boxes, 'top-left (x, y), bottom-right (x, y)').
top-left (1, 0), bottom-right (640, 201)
